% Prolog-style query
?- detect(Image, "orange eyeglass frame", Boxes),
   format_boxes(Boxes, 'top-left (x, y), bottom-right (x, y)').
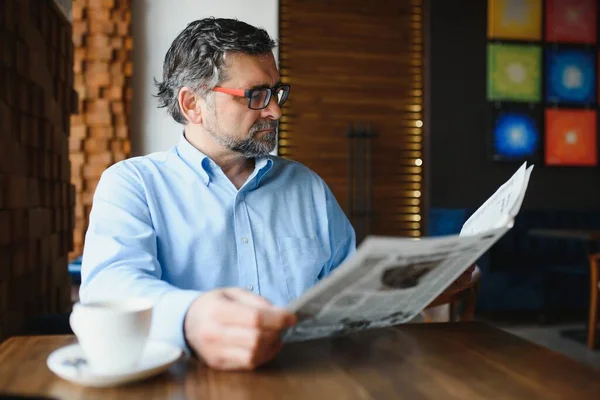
top-left (212, 85), bottom-right (290, 110)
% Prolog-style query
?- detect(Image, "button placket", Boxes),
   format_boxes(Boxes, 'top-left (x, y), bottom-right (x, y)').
top-left (234, 192), bottom-right (259, 294)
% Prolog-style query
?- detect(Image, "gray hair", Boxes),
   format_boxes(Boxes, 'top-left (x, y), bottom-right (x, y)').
top-left (154, 18), bottom-right (277, 124)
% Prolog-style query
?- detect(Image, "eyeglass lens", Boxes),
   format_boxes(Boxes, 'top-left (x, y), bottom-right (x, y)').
top-left (249, 86), bottom-right (289, 110)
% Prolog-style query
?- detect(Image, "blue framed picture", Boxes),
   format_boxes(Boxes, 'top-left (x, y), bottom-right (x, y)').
top-left (546, 48), bottom-right (596, 104)
top-left (490, 105), bottom-right (541, 162)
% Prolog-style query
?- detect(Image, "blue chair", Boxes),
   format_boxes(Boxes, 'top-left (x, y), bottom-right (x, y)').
top-left (490, 210), bottom-right (600, 320)
top-left (427, 208), bottom-right (470, 237)
top-left (427, 208), bottom-right (600, 318)
top-left (68, 256), bottom-right (82, 285)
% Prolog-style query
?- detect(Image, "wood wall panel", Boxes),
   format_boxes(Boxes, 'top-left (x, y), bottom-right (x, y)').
top-left (69, 0), bottom-right (132, 259)
top-left (0, 0), bottom-right (75, 341)
top-left (279, 0), bottom-right (425, 241)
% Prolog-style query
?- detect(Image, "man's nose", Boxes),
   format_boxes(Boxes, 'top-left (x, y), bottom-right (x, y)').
top-left (260, 96), bottom-right (282, 120)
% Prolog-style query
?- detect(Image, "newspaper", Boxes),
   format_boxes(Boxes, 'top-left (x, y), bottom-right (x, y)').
top-left (282, 162), bottom-right (534, 342)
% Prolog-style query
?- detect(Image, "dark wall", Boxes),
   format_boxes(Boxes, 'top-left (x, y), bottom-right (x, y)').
top-left (0, 0), bottom-right (74, 340)
top-left (428, 0), bottom-right (600, 210)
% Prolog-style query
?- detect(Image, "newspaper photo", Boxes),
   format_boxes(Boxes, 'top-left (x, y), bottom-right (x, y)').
top-left (282, 162), bottom-right (534, 343)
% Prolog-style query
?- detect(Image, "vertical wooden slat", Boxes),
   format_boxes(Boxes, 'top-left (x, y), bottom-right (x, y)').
top-left (69, 0), bottom-right (133, 259)
top-left (279, 0), bottom-right (425, 240)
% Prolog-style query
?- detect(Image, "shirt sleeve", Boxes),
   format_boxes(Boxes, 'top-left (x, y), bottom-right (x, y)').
top-left (322, 184), bottom-right (357, 277)
top-left (79, 162), bottom-right (202, 351)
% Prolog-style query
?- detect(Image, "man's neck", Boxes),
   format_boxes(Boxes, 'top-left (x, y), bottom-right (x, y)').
top-left (184, 129), bottom-right (254, 190)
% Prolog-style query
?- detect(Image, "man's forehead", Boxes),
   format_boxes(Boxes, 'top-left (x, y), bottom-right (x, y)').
top-left (222, 52), bottom-right (279, 86)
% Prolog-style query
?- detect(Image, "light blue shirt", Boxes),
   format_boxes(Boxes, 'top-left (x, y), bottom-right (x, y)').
top-left (80, 134), bottom-right (356, 350)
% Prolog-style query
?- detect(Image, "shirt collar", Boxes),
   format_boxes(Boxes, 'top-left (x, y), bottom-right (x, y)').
top-left (176, 132), bottom-right (275, 188)
top-left (254, 157), bottom-right (274, 189)
top-left (176, 133), bottom-right (211, 185)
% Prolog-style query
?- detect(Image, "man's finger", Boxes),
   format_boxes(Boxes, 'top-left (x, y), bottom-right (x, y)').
top-left (221, 288), bottom-right (297, 327)
top-left (213, 297), bottom-right (293, 330)
top-left (253, 338), bottom-right (284, 367)
top-left (458, 269), bottom-right (474, 285)
top-left (204, 346), bottom-right (254, 371)
top-left (215, 325), bottom-right (280, 349)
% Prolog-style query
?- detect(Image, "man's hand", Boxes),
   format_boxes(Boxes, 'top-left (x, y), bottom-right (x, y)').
top-left (423, 264), bottom-right (478, 321)
top-left (183, 288), bottom-right (296, 371)
top-left (447, 264), bottom-right (476, 293)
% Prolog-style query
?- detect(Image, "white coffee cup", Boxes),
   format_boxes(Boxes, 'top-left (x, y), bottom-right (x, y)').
top-left (69, 298), bottom-right (154, 374)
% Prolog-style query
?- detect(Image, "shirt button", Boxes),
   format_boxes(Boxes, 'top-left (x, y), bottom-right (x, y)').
top-left (246, 284), bottom-right (254, 291)
top-left (242, 237), bottom-right (248, 243)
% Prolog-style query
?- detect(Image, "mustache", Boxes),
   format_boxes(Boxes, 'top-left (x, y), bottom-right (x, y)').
top-left (249, 121), bottom-right (278, 135)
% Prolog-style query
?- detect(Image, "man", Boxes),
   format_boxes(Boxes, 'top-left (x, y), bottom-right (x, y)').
top-left (81, 17), bottom-right (473, 371)
top-left (80, 18), bottom-right (356, 371)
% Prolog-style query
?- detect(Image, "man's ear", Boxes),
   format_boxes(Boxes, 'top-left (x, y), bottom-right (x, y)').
top-left (178, 87), bottom-right (203, 124)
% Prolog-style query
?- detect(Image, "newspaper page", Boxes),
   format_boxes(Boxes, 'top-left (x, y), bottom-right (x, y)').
top-left (460, 162), bottom-right (534, 236)
top-left (282, 163), bottom-right (533, 343)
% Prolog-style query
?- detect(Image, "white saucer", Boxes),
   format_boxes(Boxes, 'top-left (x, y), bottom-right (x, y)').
top-left (46, 340), bottom-right (183, 388)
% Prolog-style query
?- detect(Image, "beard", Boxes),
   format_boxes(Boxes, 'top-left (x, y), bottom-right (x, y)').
top-left (205, 113), bottom-right (278, 159)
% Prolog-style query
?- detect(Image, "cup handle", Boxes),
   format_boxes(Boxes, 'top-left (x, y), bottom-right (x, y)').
top-left (69, 308), bottom-right (80, 335)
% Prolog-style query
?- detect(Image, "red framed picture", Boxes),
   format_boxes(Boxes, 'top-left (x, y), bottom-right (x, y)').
top-left (545, 109), bottom-right (597, 166)
top-left (545, 0), bottom-right (597, 44)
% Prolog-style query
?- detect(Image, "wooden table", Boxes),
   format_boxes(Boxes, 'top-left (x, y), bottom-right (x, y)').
top-left (1, 322), bottom-right (599, 399)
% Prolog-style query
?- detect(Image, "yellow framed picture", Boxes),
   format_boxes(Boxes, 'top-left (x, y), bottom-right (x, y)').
top-left (488, 0), bottom-right (542, 41)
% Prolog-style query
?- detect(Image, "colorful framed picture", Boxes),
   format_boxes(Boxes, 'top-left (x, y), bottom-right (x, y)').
top-left (487, 44), bottom-right (542, 102)
top-left (488, 0), bottom-right (542, 40)
top-left (545, 0), bottom-right (597, 44)
top-left (545, 109), bottom-right (597, 166)
top-left (546, 48), bottom-right (596, 104)
top-left (490, 104), bottom-right (541, 162)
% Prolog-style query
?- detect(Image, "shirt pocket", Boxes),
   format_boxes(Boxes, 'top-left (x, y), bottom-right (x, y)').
top-left (277, 237), bottom-right (327, 301)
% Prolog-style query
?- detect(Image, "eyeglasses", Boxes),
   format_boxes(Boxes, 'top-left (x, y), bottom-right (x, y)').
top-left (212, 84), bottom-right (290, 110)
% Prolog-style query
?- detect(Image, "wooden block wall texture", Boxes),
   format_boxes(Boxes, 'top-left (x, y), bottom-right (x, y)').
top-left (70, 0), bottom-right (132, 259)
top-left (0, 0), bottom-right (76, 341)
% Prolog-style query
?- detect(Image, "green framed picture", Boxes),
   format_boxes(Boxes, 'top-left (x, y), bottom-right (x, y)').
top-left (487, 43), bottom-right (542, 102)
